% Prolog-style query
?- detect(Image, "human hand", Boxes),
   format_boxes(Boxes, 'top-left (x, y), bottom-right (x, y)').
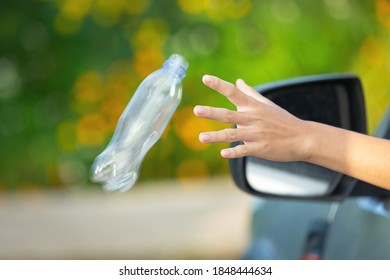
top-left (193, 75), bottom-right (312, 162)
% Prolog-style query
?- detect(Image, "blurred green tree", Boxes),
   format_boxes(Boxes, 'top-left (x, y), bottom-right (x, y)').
top-left (0, 0), bottom-right (388, 191)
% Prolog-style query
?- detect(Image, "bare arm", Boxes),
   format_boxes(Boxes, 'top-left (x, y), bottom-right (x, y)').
top-left (194, 75), bottom-right (390, 190)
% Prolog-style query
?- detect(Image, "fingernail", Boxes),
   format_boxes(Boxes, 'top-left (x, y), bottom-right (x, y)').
top-left (221, 150), bottom-right (231, 157)
top-left (237, 78), bottom-right (246, 84)
top-left (195, 106), bottom-right (206, 115)
top-left (200, 133), bottom-right (211, 142)
top-left (202, 75), bottom-right (214, 83)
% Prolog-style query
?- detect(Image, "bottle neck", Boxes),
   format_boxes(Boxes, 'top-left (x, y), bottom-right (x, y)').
top-left (162, 54), bottom-right (188, 81)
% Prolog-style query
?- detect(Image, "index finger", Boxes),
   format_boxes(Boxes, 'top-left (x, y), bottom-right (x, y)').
top-left (202, 75), bottom-right (252, 107)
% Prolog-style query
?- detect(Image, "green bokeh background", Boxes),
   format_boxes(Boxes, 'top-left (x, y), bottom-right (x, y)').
top-left (1, 0), bottom-right (390, 191)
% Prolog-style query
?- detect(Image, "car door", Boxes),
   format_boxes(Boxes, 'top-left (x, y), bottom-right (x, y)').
top-left (242, 198), bottom-right (333, 259)
top-left (323, 197), bottom-right (390, 259)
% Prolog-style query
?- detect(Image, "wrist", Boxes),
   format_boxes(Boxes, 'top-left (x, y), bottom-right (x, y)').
top-left (299, 120), bottom-right (318, 163)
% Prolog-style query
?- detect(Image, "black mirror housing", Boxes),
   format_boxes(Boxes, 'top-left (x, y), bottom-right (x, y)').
top-left (230, 73), bottom-right (368, 201)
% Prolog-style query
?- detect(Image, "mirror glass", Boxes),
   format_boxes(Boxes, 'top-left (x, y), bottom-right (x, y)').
top-left (246, 83), bottom-right (350, 197)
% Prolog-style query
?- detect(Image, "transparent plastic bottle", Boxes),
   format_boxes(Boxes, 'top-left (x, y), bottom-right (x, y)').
top-left (91, 54), bottom-right (188, 192)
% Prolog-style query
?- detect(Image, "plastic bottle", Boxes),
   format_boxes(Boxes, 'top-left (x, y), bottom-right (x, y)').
top-left (90, 54), bottom-right (188, 192)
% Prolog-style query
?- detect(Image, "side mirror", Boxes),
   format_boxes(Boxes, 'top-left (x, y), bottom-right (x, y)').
top-left (230, 74), bottom-right (367, 200)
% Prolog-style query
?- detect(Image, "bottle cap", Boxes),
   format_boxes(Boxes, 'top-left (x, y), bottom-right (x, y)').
top-left (163, 54), bottom-right (188, 79)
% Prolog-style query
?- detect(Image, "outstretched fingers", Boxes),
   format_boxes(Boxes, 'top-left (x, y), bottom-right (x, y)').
top-left (220, 144), bottom-right (252, 158)
top-left (198, 128), bottom-right (254, 158)
top-left (198, 75), bottom-right (273, 159)
top-left (199, 127), bottom-right (254, 143)
top-left (236, 79), bottom-right (275, 106)
top-left (202, 75), bottom-right (253, 107)
top-left (194, 105), bottom-right (251, 124)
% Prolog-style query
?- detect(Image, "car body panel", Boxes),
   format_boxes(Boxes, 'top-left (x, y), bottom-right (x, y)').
top-left (324, 198), bottom-right (390, 259)
top-left (243, 198), bottom-right (332, 259)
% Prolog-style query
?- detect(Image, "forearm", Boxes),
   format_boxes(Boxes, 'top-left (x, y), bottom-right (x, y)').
top-left (304, 121), bottom-right (390, 190)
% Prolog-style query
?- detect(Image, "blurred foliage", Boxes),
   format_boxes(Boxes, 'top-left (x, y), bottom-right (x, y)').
top-left (0, 0), bottom-right (389, 191)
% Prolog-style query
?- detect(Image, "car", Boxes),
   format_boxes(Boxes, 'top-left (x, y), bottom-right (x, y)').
top-left (229, 74), bottom-right (390, 260)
